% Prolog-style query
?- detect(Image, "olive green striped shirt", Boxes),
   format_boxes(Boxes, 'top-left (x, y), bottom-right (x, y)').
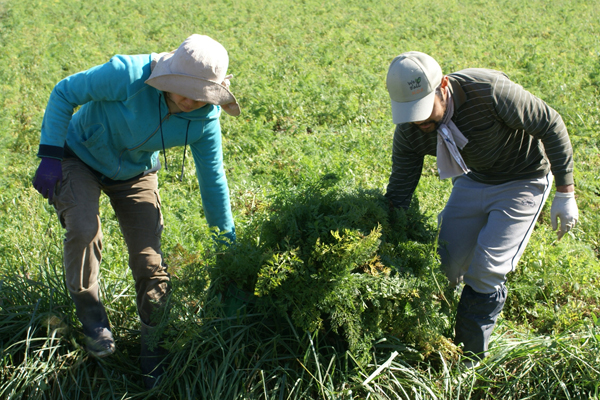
top-left (385, 68), bottom-right (574, 209)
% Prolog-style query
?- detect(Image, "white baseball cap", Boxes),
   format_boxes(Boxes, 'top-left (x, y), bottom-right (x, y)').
top-left (386, 51), bottom-right (442, 124)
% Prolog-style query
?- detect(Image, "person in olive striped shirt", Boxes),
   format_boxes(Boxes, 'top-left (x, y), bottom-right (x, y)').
top-left (384, 52), bottom-right (579, 365)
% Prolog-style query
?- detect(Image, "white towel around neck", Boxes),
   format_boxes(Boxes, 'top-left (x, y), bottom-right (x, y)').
top-left (436, 91), bottom-right (470, 179)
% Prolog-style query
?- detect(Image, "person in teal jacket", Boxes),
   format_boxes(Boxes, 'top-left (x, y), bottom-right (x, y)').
top-left (32, 34), bottom-right (239, 388)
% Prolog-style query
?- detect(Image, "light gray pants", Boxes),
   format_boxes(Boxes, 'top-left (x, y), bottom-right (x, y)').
top-left (53, 158), bottom-right (170, 328)
top-left (438, 173), bottom-right (552, 357)
top-left (438, 173), bottom-right (553, 294)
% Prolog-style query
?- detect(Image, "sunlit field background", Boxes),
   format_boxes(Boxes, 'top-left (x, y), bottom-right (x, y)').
top-left (1, 0), bottom-right (600, 398)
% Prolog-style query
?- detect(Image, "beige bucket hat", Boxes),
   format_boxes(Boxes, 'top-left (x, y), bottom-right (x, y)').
top-left (146, 34), bottom-right (240, 116)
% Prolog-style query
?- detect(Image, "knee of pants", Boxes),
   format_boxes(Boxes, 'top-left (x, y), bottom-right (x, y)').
top-left (64, 215), bottom-right (102, 246)
top-left (129, 252), bottom-right (167, 280)
top-left (445, 268), bottom-right (465, 288)
top-left (63, 218), bottom-right (103, 294)
top-left (464, 267), bottom-right (510, 294)
top-left (137, 279), bottom-right (171, 325)
top-left (439, 246), bottom-right (469, 288)
top-left (438, 233), bottom-right (476, 289)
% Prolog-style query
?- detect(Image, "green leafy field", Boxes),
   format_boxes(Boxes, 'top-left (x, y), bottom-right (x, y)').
top-left (1, 0), bottom-right (600, 398)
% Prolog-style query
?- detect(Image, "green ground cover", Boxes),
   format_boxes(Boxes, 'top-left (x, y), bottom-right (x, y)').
top-left (1, 0), bottom-right (600, 398)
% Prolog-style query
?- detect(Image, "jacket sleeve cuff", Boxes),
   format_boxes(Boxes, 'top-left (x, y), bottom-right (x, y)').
top-left (37, 144), bottom-right (65, 160)
top-left (384, 191), bottom-right (411, 210)
top-left (213, 226), bottom-right (236, 246)
top-left (554, 172), bottom-right (574, 187)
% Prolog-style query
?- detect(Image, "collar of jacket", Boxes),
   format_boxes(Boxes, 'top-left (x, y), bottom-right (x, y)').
top-left (447, 76), bottom-right (467, 110)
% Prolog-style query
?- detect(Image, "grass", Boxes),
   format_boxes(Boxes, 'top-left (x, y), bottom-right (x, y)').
top-left (1, 0), bottom-right (600, 398)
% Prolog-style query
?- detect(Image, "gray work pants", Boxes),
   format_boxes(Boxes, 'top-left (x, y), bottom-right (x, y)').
top-left (438, 173), bottom-right (552, 356)
top-left (53, 158), bottom-right (170, 327)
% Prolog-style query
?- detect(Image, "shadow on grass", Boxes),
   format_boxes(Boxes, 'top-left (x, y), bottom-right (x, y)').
top-left (158, 173), bottom-right (458, 397)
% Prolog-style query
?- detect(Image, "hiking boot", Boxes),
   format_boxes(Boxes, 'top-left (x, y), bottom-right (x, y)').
top-left (84, 326), bottom-right (116, 358)
top-left (70, 289), bottom-right (115, 357)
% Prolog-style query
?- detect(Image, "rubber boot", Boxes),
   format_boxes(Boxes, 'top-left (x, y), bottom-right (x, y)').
top-left (70, 288), bottom-right (115, 357)
top-left (454, 284), bottom-right (507, 363)
top-left (140, 321), bottom-right (167, 389)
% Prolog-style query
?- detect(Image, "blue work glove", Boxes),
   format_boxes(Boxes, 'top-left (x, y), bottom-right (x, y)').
top-left (33, 157), bottom-right (63, 200)
top-left (550, 191), bottom-right (579, 240)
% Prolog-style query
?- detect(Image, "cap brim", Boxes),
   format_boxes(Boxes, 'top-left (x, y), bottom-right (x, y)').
top-left (390, 89), bottom-right (436, 124)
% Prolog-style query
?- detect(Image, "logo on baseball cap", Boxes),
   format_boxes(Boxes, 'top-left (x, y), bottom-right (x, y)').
top-left (386, 51), bottom-right (443, 124)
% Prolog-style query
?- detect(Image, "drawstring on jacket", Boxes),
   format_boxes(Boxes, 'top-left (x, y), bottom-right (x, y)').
top-left (181, 121), bottom-right (190, 182)
top-left (158, 94), bottom-right (190, 182)
top-left (158, 95), bottom-right (168, 171)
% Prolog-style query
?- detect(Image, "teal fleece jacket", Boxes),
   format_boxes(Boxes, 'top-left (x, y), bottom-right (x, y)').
top-left (37, 53), bottom-right (235, 239)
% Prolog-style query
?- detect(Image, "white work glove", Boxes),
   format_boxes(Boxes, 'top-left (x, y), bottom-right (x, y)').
top-left (550, 191), bottom-right (579, 240)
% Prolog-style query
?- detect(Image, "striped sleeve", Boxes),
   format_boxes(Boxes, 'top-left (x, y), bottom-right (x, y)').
top-left (385, 125), bottom-right (434, 209)
top-left (492, 75), bottom-right (574, 186)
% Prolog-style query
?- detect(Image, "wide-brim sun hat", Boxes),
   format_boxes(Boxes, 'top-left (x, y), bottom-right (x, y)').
top-left (386, 51), bottom-right (442, 124)
top-left (145, 34), bottom-right (240, 117)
